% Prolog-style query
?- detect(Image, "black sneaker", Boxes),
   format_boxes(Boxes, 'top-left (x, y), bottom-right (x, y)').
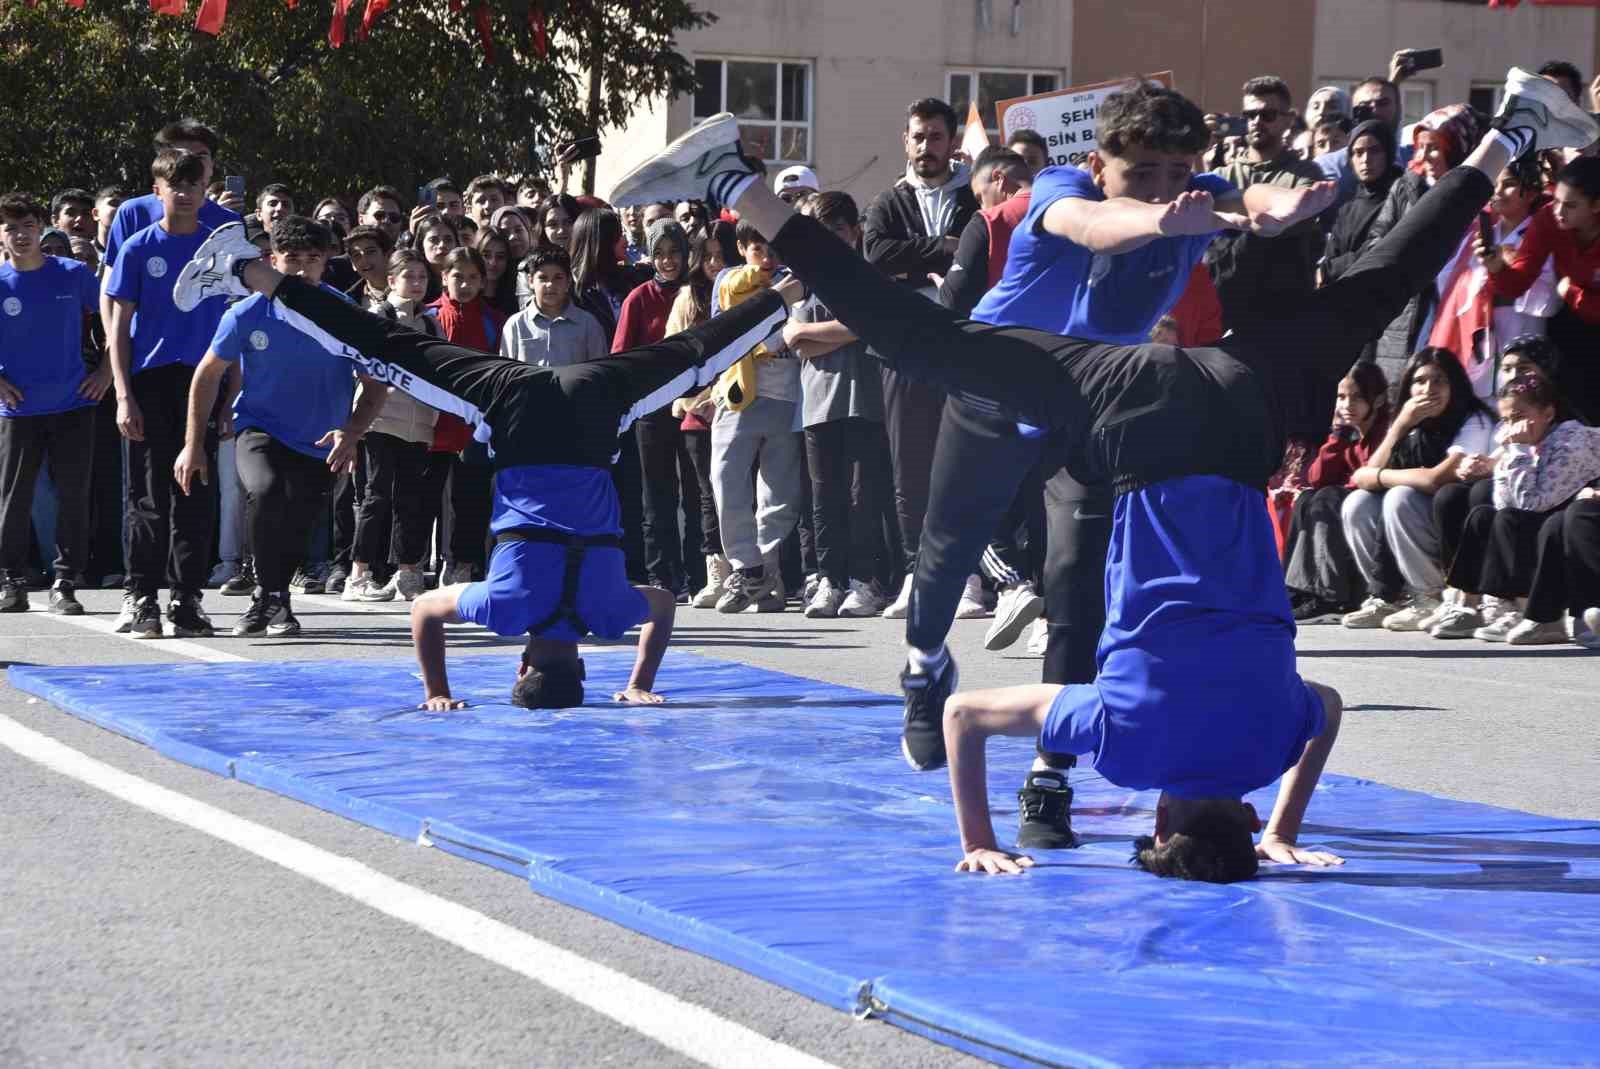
top-left (1016, 770), bottom-right (1079, 850)
top-left (899, 654), bottom-right (958, 772)
top-left (129, 594), bottom-right (163, 639)
top-left (1292, 597), bottom-right (1345, 625)
top-left (232, 592), bottom-right (299, 636)
top-left (0, 579), bottom-right (29, 613)
top-left (289, 566), bottom-right (325, 595)
top-left (324, 563), bottom-right (350, 595)
top-left (169, 592), bottom-right (215, 637)
top-left (47, 581), bottom-right (83, 616)
top-left (221, 559), bottom-right (256, 596)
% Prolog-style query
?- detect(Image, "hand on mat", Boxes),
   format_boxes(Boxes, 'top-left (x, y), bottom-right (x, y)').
top-left (613, 687), bottom-right (665, 705)
top-left (1255, 835), bottom-right (1344, 867)
top-left (1157, 191), bottom-right (1242, 237)
top-left (956, 847), bottom-right (1035, 875)
top-left (418, 695), bottom-right (468, 711)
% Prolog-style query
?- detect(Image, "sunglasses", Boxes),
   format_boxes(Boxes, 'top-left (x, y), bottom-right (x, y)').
top-left (373, 211), bottom-right (403, 224)
top-left (1242, 107), bottom-right (1281, 123)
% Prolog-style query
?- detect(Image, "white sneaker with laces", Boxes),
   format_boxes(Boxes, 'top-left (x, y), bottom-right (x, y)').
top-left (1474, 613), bottom-right (1523, 642)
top-left (693, 554), bottom-right (731, 609)
top-left (984, 581), bottom-right (1045, 651)
top-left (1382, 595), bottom-right (1444, 632)
top-left (1574, 609), bottom-right (1600, 651)
top-left (805, 576), bottom-right (845, 618)
top-left (1495, 67), bottom-right (1600, 157)
top-left (955, 574), bottom-right (990, 619)
top-left (1417, 594), bottom-right (1455, 633)
top-left (1506, 616), bottom-right (1570, 645)
top-left (1429, 604), bottom-right (1485, 639)
top-left (839, 579), bottom-right (888, 618)
top-left (1342, 595), bottom-right (1402, 629)
top-left (881, 574), bottom-right (914, 619)
top-left (113, 591), bottom-right (138, 634)
top-left (1024, 617), bottom-right (1048, 656)
top-left (1584, 606), bottom-right (1600, 638)
top-left (342, 575), bottom-right (395, 602)
top-left (173, 222), bottom-right (259, 311)
top-left (607, 113), bottom-right (767, 210)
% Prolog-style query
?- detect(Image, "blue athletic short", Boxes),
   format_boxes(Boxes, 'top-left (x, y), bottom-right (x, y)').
top-left (455, 541), bottom-right (648, 640)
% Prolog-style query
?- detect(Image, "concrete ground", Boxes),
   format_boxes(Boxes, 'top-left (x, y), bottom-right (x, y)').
top-left (1, 587), bottom-right (1595, 1067)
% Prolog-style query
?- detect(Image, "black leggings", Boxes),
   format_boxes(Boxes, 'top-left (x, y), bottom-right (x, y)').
top-left (1525, 498), bottom-right (1600, 622)
top-left (763, 167), bottom-right (1496, 656)
top-left (234, 429), bottom-right (331, 594)
top-left (270, 276), bottom-right (791, 469)
top-left (356, 432), bottom-right (433, 568)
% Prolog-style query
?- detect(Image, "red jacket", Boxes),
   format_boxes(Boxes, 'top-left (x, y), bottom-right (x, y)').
top-left (981, 191), bottom-right (1032, 289)
top-left (1168, 263), bottom-right (1223, 347)
top-left (613, 279), bottom-right (679, 352)
top-left (425, 295), bottom-right (506, 452)
top-left (1488, 202), bottom-right (1600, 324)
top-left (1306, 413), bottom-right (1390, 489)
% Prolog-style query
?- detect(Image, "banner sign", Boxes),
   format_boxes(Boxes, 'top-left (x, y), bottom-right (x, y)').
top-left (996, 72), bottom-right (1175, 168)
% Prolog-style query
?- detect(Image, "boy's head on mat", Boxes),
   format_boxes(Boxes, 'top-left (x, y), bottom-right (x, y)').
top-left (511, 637), bottom-right (586, 709)
top-left (1131, 795), bottom-right (1262, 883)
top-left (1090, 83), bottom-right (1211, 205)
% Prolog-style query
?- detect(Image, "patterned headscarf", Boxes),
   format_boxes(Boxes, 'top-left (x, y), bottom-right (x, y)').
top-left (1409, 104), bottom-right (1487, 174)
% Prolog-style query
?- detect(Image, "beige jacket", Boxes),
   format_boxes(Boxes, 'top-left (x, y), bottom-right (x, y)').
top-left (364, 295), bottom-right (440, 446)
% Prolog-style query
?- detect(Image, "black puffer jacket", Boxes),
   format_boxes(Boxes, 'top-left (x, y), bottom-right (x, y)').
top-left (1322, 120), bottom-right (1401, 283)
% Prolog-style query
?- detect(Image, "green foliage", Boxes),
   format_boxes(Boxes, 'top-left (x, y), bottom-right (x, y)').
top-left (0, 0), bottom-right (711, 203)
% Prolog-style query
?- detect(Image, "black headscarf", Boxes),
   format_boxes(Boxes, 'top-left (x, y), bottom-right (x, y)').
top-left (1348, 119), bottom-right (1400, 194)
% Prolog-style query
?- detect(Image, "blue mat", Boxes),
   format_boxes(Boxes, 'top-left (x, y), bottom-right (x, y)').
top-left (10, 651), bottom-right (1600, 1068)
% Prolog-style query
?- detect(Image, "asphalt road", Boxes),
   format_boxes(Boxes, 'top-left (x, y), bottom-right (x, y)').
top-left (2, 587), bottom-right (1596, 1068)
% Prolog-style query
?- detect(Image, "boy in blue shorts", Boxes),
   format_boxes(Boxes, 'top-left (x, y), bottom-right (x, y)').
top-left (171, 220), bottom-right (797, 710)
top-left (601, 67), bottom-right (1593, 879)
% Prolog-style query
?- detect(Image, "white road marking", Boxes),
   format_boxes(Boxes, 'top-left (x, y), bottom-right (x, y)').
top-left (28, 607), bottom-right (249, 663)
top-left (0, 713), bottom-right (839, 1069)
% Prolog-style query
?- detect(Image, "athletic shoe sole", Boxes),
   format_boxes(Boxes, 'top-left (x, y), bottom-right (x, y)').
top-left (608, 113), bottom-right (745, 208)
top-left (1501, 67), bottom-right (1600, 151)
top-left (984, 591), bottom-right (1045, 650)
top-left (173, 223), bottom-right (258, 312)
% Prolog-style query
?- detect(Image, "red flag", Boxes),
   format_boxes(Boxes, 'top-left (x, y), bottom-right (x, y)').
top-left (359, 0), bottom-right (391, 39)
top-left (284, 0), bottom-right (298, 9)
top-left (472, 3), bottom-right (495, 62)
top-left (64, 0), bottom-right (86, 9)
top-left (528, 3), bottom-right (547, 58)
top-left (329, 0), bottom-right (351, 47)
top-left (193, 0), bottom-right (227, 35)
top-left (150, 0), bottom-right (186, 16)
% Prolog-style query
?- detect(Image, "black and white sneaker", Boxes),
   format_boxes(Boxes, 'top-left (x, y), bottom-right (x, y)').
top-left (1016, 770), bottom-right (1080, 850)
top-left (1494, 67), bottom-right (1600, 157)
top-left (47, 580), bottom-right (83, 616)
top-left (607, 113), bottom-right (767, 211)
top-left (221, 558), bottom-right (256, 596)
top-left (232, 592), bottom-right (299, 636)
top-left (168, 591), bottom-right (215, 637)
top-left (289, 565), bottom-right (326, 595)
top-left (128, 595), bottom-right (163, 639)
top-left (899, 654), bottom-right (959, 772)
top-left (0, 578), bottom-right (29, 613)
top-left (173, 222), bottom-right (259, 312)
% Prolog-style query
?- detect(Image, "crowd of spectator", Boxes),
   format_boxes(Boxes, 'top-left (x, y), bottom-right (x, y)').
top-left (1, 45), bottom-right (1597, 658)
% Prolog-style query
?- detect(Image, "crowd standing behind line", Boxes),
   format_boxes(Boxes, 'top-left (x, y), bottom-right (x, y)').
top-left (1, 51), bottom-right (1598, 659)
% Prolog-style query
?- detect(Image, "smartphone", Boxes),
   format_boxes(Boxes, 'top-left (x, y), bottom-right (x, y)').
top-left (1351, 102), bottom-right (1377, 123)
top-left (416, 184), bottom-right (435, 208)
top-left (1404, 48), bottom-right (1444, 75)
top-left (224, 175), bottom-right (246, 198)
top-left (1215, 115), bottom-right (1247, 138)
top-left (1477, 212), bottom-right (1495, 252)
top-left (557, 135), bottom-right (603, 164)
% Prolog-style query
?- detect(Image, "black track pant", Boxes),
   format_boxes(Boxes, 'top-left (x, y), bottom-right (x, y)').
top-left (1525, 498), bottom-right (1600, 623)
top-left (0, 406), bottom-right (95, 581)
top-left (124, 363), bottom-right (216, 597)
top-left (269, 276), bottom-right (791, 472)
top-left (355, 432), bottom-right (432, 568)
top-left (759, 167), bottom-right (1496, 658)
top-left (806, 416), bottom-right (892, 587)
top-left (234, 429), bottom-right (331, 593)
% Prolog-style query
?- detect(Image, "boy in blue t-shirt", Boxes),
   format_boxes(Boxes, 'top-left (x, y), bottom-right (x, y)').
top-left (0, 194), bottom-right (106, 614)
top-left (104, 148), bottom-right (232, 639)
top-left (174, 217), bottom-right (388, 638)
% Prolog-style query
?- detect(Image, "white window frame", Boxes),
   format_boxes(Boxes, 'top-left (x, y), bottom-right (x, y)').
top-left (692, 56), bottom-right (814, 166)
top-left (945, 68), bottom-right (1062, 140)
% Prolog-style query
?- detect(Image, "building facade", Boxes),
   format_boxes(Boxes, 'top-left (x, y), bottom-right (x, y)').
top-left (597, 0), bottom-right (1600, 205)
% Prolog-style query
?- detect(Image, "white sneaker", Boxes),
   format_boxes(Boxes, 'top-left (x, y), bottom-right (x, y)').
top-left (1496, 67), bottom-right (1600, 156)
top-left (173, 222), bottom-right (259, 311)
top-left (112, 591), bottom-right (138, 633)
top-left (1382, 595), bottom-right (1444, 632)
top-left (1024, 617), bottom-right (1048, 656)
top-left (881, 574), bottom-right (914, 619)
top-left (693, 554), bottom-right (731, 609)
top-left (1429, 604), bottom-right (1485, 639)
top-left (804, 576), bottom-right (845, 618)
top-left (1342, 595), bottom-right (1402, 629)
top-left (1506, 616), bottom-right (1571, 645)
top-left (955, 574), bottom-right (990, 619)
top-left (1417, 594), bottom-right (1455, 633)
top-left (984, 581), bottom-right (1045, 651)
top-left (1584, 606), bottom-right (1600, 638)
top-left (1574, 609), bottom-right (1600, 651)
top-left (1474, 613), bottom-right (1522, 642)
top-left (802, 572), bottom-right (821, 604)
top-left (390, 569), bottom-right (426, 601)
top-left (607, 113), bottom-right (767, 210)
top-left (839, 578), bottom-right (889, 618)
top-left (341, 575), bottom-right (395, 602)
top-left (1479, 595), bottom-right (1511, 626)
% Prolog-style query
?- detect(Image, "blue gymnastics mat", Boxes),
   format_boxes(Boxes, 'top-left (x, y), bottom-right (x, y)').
top-left (10, 650), bottom-right (1600, 1068)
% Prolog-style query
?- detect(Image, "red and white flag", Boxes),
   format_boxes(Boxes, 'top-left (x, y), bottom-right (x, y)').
top-left (960, 101), bottom-right (992, 161)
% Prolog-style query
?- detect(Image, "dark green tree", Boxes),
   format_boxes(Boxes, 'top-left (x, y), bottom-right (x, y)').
top-left (0, 0), bottom-right (712, 203)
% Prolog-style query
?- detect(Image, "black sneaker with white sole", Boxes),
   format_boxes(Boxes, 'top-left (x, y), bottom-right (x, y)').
top-left (899, 655), bottom-right (959, 772)
top-left (1016, 770), bottom-right (1080, 850)
top-left (48, 581), bottom-right (83, 616)
top-left (232, 592), bottom-right (292, 636)
top-left (221, 558), bottom-right (256, 596)
top-left (168, 591), bottom-right (215, 637)
top-left (0, 579), bottom-right (29, 613)
top-left (607, 113), bottom-right (767, 211)
top-left (172, 222), bottom-right (260, 312)
top-left (129, 594), bottom-right (163, 639)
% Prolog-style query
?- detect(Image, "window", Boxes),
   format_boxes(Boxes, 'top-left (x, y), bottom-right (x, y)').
top-left (693, 57), bottom-right (813, 164)
top-left (946, 69), bottom-right (1060, 140)
top-left (1469, 83), bottom-right (1503, 117)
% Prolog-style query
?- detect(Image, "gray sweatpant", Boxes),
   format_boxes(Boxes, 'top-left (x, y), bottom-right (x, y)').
top-left (1341, 485), bottom-right (1445, 598)
top-left (710, 396), bottom-right (803, 571)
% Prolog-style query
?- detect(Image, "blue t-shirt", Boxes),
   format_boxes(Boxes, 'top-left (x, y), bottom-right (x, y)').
top-left (0, 257), bottom-right (100, 418)
top-left (209, 288), bottom-right (358, 458)
top-left (103, 193), bottom-right (239, 271)
top-left (972, 166), bottom-right (1234, 344)
top-left (1040, 475), bottom-right (1325, 799)
top-left (104, 223), bottom-right (228, 374)
top-left (455, 464), bottom-right (647, 639)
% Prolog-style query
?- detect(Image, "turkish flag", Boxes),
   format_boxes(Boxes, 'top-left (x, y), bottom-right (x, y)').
top-left (329, 0), bottom-right (351, 47)
top-left (359, 0), bottom-right (391, 39)
top-left (960, 101), bottom-right (992, 162)
top-left (194, 0), bottom-right (227, 35)
top-left (150, 0), bottom-right (186, 16)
